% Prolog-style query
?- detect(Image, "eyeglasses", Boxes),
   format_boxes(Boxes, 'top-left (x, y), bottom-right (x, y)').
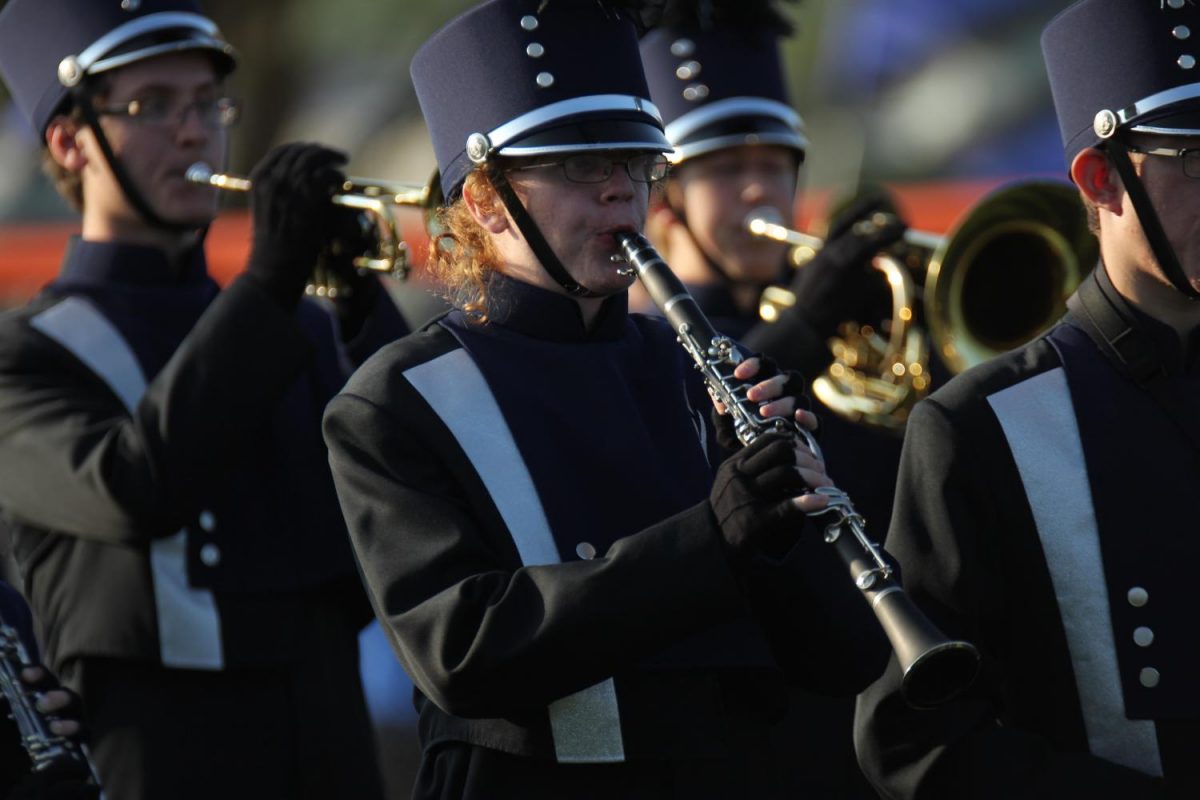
top-left (95, 95), bottom-right (241, 130)
top-left (1124, 143), bottom-right (1200, 178)
top-left (509, 153), bottom-right (669, 184)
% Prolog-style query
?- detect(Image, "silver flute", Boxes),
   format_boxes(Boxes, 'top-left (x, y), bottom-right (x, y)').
top-left (0, 617), bottom-right (101, 787)
top-left (613, 231), bottom-right (980, 709)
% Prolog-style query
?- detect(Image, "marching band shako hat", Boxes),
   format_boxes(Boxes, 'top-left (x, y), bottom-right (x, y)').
top-left (639, 26), bottom-right (807, 164)
top-left (1043, 0), bottom-right (1200, 164)
top-left (0, 0), bottom-right (236, 137)
top-left (1042, 0), bottom-right (1200, 299)
top-left (411, 0), bottom-right (671, 203)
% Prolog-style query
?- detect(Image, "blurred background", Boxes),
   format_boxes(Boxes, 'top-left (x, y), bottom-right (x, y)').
top-left (0, 0), bottom-right (1080, 796)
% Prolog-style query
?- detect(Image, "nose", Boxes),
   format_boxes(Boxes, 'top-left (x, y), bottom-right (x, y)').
top-left (741, 173), bottom-right (767, 205)
top-left (599, 166), bottom-right (636, 204)
top-left (174, 102), bottom-right (210, 146)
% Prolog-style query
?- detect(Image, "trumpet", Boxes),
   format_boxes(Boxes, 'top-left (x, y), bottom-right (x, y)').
top-left (745, 182), bottom-right (1096, 431)
top-left (187, 162), bottom-right (441, 295)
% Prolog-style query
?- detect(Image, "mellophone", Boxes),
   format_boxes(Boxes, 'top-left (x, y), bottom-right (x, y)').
top-left (613, 231), bottom-right (981, 709)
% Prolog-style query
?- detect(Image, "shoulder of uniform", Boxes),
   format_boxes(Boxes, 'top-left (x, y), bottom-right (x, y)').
top-left (0, 293), bottom-right (79, 361)
top-left (339, 316), bottom-right (459, 403)
top-left (926, 334), bottom-right (1063, 416)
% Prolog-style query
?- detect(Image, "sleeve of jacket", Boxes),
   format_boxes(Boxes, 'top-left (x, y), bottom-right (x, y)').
top-left (324, 379), bottom-right (756, 721)
top-left (337, 286), bottom-right (411, 368)
top-left (853, 397), bottom-right (1167, 800)
top-left (0, 275), bottom-right (314, 544)
top-left (740, 310), bottom-right (834, 380)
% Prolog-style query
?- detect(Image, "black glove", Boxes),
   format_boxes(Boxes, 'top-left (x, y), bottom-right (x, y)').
top-left (711, 355), bottom-right (813, 453)
top-left (7, 670), bottom-right (98, 800)
top-left (709, 433), bottom-right (808, 561)
top-left (788, 193), bottom-right (908, 339)
top-left (16, 669), bottom-right (87, 744)
top-left (311, 207), bottom-right (384, 341)
top-left (244, 142), bottom-right (350, 309)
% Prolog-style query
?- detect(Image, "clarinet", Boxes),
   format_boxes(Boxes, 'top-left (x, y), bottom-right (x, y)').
top-left (614, 231), bottom-right (980, 709)
top-left (0, 617), bottom-right (102, 787)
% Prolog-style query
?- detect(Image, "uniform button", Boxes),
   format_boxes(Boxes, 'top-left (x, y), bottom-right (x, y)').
top-left (1133, 627), bottom-right (1154, 647)
top-left (575, 542), bottom-right (597, 560)
top-left (198, 510), bottom-right (217, 533)
top-left (1139, 667), bottom-right (1160, 688)
top-left (199, 543), bottom-right (222, 567)
top-left (1127, 587), bottom-right (1149, 607)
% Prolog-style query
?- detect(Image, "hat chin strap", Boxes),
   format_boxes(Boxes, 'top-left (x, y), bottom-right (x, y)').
top-left (1108, 137), bottom-right (1200, 300)
top-left (75, 88), bottom-right (203, 236)
top-left (487, 167), bottom-right (605, 299)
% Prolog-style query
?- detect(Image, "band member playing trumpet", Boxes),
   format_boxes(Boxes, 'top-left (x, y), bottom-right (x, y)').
top-left (0, 1), bottom-right (407, 796)
top-left (323, 1), bottom-right (888, 797)
top-left (856, 1), bottom-right (1200, 797)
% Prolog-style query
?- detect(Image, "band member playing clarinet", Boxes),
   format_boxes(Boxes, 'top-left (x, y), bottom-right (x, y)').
top-left (0, 1), bottom-right (408, 796)
top-left (855, 1), bottom-right (1200, 797)
top-left (0, 581), bottom-right (97, 800)
top-left (323, 1), bottom-right (888, 797)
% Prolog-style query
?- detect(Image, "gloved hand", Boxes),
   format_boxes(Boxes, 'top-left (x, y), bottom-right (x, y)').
top-left (244, 142), bottom-right (350, 309)
top-left (311, 208), bottom-right (384, 341)
top-left (17, 667), bottom-right (86, 742)
top-left (788, 193), bottom-right (908, 339)
top-left (6, 667), bottom-right (98, 800)
top-left (711, 354), bottom-right (814, 453)
top-left (709, 433), bottom-right (809, 561)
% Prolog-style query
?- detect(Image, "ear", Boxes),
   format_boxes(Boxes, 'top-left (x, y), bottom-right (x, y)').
top-left (45, 116), bottom-right (89, 173)
top-left (663, 174), bottom-right (686, 214)
top-left (462, 180), bottom-right (510, 234)
top-left (1071, 147), bottom-right (1123, 214)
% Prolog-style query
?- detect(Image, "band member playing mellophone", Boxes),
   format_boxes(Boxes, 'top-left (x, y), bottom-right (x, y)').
top-left (323, 2), bottom-right (892, 797)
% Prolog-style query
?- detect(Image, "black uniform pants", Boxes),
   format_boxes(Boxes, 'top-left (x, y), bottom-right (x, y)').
top-left (68, 613), bottom-right (384, 800)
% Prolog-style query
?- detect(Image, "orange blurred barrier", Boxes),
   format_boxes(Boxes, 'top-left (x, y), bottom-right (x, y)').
top-left (0, 178), bottom-right (1016, 305)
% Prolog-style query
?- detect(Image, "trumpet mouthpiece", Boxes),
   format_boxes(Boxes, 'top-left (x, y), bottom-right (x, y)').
top-left (185, 162), bottom-right (215, 184)
top-left (745, 206), bottom-right (785, 233)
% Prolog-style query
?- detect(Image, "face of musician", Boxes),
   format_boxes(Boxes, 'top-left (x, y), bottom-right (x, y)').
top-left (665, 144), bottom-right (799, 284)
top-left (44, 51), bottom-right (228, 247)
top-left (465, 150), bottom-right (654, 298)
top-left (1073, 132), bottom-right (1200, 320)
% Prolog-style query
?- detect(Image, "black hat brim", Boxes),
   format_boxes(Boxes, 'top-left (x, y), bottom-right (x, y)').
top-left (1130, 107), bottom-right (1200, 138)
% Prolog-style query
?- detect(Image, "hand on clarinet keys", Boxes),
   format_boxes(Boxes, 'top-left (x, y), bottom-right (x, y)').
top-left (20, 666), bottom-right (84, 739)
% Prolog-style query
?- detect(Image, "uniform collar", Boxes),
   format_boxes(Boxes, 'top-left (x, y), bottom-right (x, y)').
top-left (476, 273), bottom-right (630, 342)
top-left (1095, 262), bottom-right (1200, 375)
top-left (56, 236), bottom-right (210, 288)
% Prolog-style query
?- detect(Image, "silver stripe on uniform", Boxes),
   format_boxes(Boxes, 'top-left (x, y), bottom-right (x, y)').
top-left (30, 296), bottom-right (224, 670)
top-left (988, 367), bottom-right (1162, 776)
top-left (403, 348), bottom-right (626, 763)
